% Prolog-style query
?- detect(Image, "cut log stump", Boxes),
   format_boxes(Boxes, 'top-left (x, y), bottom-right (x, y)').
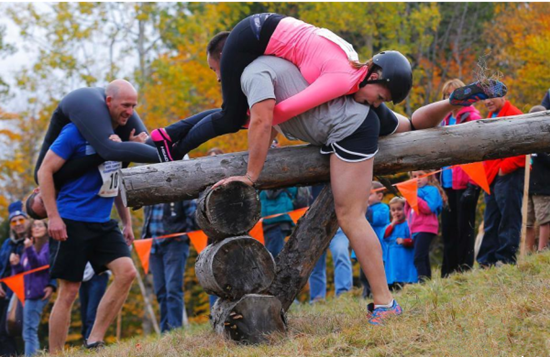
top-left (196, 181), bottom-right (261, 242)
top-left (195, 236), bottom-right (275, 300)
top-left (211, 294), bottom-right (286, 344)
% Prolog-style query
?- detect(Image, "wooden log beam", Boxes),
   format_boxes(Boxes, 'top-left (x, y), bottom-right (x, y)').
top-left (121, 111), bottom-right (550, 207)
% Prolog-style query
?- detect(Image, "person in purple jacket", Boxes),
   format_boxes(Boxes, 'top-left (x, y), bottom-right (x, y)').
top-left (10, 220), bottom-right (56, 356)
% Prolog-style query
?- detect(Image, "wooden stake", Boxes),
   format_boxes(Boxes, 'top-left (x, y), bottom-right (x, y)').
top-left (519, 155), bottom-right (531, 259)
top-left (134, 263), bottom-right (161, 335)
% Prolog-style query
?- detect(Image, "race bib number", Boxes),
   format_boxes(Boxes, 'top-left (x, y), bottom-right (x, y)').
top-left (98, 161), bottom-right (122, 198)
top-left (317, 28), bottom-right (359, 62)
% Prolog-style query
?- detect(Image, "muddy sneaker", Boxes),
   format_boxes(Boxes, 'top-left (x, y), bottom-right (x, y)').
top-left (151, 128), bottom-right (175, 162)
top-left (449, 79), bottom-right (508, 106)
top-left (367, 299), bottom-right (402, 325)
top-left (84, 340), bottom-right (106, 350)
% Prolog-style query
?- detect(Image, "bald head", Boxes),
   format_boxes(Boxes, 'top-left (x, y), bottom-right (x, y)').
top-left (106, 79), bottom-right (137, 99)
top-left (105, 79), bottom-right (138, 128)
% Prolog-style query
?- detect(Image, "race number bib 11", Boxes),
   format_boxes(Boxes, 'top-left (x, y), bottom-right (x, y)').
top-left (98, 161), bottom-right (122, 198)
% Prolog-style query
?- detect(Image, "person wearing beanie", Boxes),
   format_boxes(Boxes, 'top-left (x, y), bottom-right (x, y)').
top-left (0, 201), bottom-right (30, 356)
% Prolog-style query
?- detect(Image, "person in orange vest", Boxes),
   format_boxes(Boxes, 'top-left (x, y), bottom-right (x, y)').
top-left (477, 97), bottom-right (525, 267)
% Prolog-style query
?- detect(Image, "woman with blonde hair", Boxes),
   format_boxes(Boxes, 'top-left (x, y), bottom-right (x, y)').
top-left (439, 79), bottom-right (483, 278)
top-left (10, 220), bottom-right (56, 356)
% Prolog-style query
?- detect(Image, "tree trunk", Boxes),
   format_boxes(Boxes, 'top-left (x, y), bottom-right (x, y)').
top-left (211, 294), bottom-right (286, 344)
top-left (267, 185), bottom-right (339, 311)
top-left (195, 182), bottom-right (261, 242)
top-left (121, 112), bottom-right (550, 207)
top-left (195, 236), bottom-right (275, 300)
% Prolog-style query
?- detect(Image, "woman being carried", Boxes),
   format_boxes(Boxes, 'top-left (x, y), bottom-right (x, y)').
top-left (151, 13), bottom-right (505, 161)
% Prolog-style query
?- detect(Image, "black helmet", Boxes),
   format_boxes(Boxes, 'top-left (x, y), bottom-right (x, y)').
top-left (361, 50), bottom-right (412, 104)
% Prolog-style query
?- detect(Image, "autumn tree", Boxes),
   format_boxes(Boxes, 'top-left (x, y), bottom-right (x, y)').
top-left (485, 3), bottom-right (550, 112)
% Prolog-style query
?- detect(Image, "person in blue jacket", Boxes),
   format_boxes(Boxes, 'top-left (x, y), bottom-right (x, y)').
top-left (356, 181), bottom-right (390, 298)
top-left (259, 187), bottom-right (297, 257)
top-left (383, 197), bottom-right (418, 287)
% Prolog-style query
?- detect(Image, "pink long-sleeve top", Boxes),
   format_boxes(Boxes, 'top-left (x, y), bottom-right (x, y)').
top-left (265, 17), bottom-right (369, 125)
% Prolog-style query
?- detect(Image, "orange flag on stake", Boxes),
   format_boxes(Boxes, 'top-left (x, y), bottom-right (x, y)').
top-left (396, 179), bottom-right (419, 213)
top-left (133, 239), bottom-right (153, 274)
top-left (248, 221), bottom-right (265, 245)
top-left (460, 162), bottom-right (491, 194)
top-left (2, 274), bottom-right (25, 306)
top-left (289, 207), bottom-right (308, 224)
top-left (187, 231), bottom-right (208, 254)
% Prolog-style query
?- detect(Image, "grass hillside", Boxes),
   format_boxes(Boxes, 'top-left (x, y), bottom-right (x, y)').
top-left (59, 252), bottom-right (550, 357)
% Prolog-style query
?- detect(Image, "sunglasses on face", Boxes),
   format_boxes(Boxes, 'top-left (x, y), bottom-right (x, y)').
top-left (10, 218), bottom-right (27, 226)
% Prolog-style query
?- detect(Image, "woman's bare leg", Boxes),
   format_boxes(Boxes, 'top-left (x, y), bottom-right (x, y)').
top-left (329, 155), bottom-right (392, 305)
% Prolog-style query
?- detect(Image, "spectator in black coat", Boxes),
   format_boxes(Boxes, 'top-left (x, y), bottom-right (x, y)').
top-left (525, 105), bottom-right (550, 252)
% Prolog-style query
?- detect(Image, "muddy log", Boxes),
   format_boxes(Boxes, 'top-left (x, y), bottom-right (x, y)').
top-left (121, 111), bottom-right (550, 207)
top-left (211, 294), bottom-right (286, 344)
top-left (195, 182), bottom-right (261, 242)
top-left (195, 236), bottom-right (275, 300)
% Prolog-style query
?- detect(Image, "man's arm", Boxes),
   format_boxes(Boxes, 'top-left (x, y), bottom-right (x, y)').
top-left (115, 192), bottom-right (134, 245)
top-left (214, 99), bottom-right (275, 187)
top-left (37, 150), bottom-right (68, 241)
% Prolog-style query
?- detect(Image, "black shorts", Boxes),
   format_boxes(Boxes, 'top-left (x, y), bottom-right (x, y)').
top-left (375, 103), bottom-right (400, 137)
top-left (320, 108), bottom-right (380, 162)
top-left (49, 218), bottom-right (131, 282)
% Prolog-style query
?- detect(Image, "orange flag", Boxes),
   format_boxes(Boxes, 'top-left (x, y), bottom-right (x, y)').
top-left (248, 221), bottom-right (265, 245)
top-left (187, 231), bottom-right (208, 254)
top-left (460, 162), bottom-right (491, 194)
top-left (133, 239), bottom-right (153, 274)
top-left (396, 179), bottom-right (419, 213)
top-left (289, 207), bottom-right (308, 224)
top-left (2, 274), bottom-right (25, 306)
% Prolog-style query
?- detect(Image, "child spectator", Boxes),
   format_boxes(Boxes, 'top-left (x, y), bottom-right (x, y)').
top-left (368, 181), bottom-right (391, 261)
top-left (384, 197), bottom-right (417, 287)
top-left (405, 170), bottom-right (444, 281)
top-left (356, 181), bottom-right (391, 297)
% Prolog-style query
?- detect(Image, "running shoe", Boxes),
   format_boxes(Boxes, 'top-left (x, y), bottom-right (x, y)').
top-left (367, 299), bottom-right (402, 325)
top-left (84, 340), bottom-right (106, 350)
top-left (151, 128), bottom-right (175, 162)
top-left (449, 79), bottom-right (508, 106)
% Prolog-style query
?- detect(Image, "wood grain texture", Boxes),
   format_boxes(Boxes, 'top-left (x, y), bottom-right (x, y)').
top-left (195, 236), bottom-right (276, 300)
top-left (195, 182), bottom-right (261, 242)
top-left (211, 294), bottom-right (286, 344)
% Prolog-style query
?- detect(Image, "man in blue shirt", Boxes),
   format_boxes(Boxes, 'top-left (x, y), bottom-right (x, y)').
top-left (37, 80), bottom-right (141, 353)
